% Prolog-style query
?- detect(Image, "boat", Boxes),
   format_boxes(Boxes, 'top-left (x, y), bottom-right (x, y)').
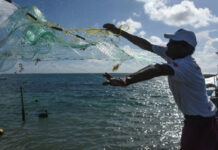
top-left (205, 52), bottom-right (218, 117)
top-left (205, 74), bottom-right (218, 116)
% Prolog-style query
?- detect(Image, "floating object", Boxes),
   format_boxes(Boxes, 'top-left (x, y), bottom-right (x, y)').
top-left (0, 129), bottom-right (4, 135)
top-left (34, 99), bottom-right (39, 102)
top-left (38, 110), bottom-right (48, 118)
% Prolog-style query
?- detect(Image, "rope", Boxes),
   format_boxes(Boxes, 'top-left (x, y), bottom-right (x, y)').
top-left (25, 10), bottom-right (129, 44)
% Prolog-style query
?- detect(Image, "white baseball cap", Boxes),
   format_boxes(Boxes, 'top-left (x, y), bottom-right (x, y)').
top-left (164, 29), bottom-right (197, 48)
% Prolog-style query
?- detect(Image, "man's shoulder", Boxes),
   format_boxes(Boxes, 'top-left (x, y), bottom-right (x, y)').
top-left (152, 45), bottom-right (169, 61)
top-left (172, 56), bottom-right (193, 66)
top-left (172, 56), bottom-right (203, 77)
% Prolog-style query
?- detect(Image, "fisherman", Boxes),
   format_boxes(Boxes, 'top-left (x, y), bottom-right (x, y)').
top-left (102, 24), bottom-right (218, 150)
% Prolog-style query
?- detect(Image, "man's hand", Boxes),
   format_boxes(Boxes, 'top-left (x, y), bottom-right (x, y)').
top-left (103, 23), bottom-right (120, 34)
top-left (102, 72), bottom-right (126, 86)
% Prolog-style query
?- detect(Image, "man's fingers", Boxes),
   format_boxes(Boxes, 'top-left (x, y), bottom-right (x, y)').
top-left (103, 72), bottom-right (112, 80)
top-left (103, 72), bottom-right (112, 86)
top-left (103, 24), bottom-right (109, 28)
top-left (103, 23), bottom-right (115, 29)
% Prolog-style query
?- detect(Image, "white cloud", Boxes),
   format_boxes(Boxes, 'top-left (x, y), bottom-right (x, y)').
top-left (194, 30), bottom-right (218, 73)
top-left (133, 12), bottom-right (140, 17)
top-left (116, 18), bottom-right (142, 34)
top-left (0, 0), bottom-right (17, 26)
top-left (138, 30), bottom-right (146, 38)
top-left (148, 35), bottom-right (167, 46)
top-left (136, 0), bottom-right (218, 28)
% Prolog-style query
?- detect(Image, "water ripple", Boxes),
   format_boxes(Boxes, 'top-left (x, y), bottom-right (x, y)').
top-left (0, 74), bottom-right (183, 150)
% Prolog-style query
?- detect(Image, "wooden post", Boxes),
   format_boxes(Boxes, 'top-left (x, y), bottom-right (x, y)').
top-left (20, 87), bottom-right (25, 122)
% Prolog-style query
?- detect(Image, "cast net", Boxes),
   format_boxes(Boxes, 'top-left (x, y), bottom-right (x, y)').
top-left (0, 1), bottom-right (155, 72)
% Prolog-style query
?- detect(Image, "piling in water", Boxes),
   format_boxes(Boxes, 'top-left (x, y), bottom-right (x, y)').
top-left (20, 87), bottom-right (25, 122)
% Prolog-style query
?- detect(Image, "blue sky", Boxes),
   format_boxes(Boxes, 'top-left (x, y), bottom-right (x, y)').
top-left (1, 0), bottom-right (218, 73)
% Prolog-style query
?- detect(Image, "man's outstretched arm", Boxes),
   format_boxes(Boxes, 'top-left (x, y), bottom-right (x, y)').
top-left (103, 24), bottom-right (153, 52)
top-left (103, 64), bottom-right (174, 86)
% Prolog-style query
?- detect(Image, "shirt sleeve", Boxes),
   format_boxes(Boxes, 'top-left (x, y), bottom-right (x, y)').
top-left (152, 45), bottom-right (189, 81)
top-left (152, 45), bottom-right (169, 61)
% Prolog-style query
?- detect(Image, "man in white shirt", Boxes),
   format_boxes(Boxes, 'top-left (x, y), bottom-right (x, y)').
top-left (102, 24), bottom-right (218, 150)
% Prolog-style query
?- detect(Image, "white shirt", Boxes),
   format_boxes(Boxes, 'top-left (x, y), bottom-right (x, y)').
top-left (152, 45), bottom-right (217, 117)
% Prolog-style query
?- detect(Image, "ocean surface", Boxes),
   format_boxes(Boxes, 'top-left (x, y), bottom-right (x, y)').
top-left (0, 74), bottom-right (183, 150)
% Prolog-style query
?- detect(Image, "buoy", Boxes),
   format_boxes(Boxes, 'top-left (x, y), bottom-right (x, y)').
top-left (0, 129), bottom-right (4, 135)
top-left (38, 110), bottom-right (48, 118)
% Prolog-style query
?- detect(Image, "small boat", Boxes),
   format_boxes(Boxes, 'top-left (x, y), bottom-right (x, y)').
top-left (38, 110), bottom-right (48, 118)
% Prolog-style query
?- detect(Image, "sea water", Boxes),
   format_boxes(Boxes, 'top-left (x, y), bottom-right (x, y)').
top-left (0, 74), bottom-right (183, 150)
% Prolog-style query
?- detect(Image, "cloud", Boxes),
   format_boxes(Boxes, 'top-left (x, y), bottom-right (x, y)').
top-left (147, 35), bottom-right (167, 46)
top-left (116, 18), bottom-right (142, 34)
top-left (138, 30), bottom-right (146, 38)
top-left (0, 0), bottom-right (17, 26)
top-left (136, 0), bottom-right (218, 28)
top-left (194, 30), bottom-right (218, 73)
top-left (133, 12), bottom-right (140, 17)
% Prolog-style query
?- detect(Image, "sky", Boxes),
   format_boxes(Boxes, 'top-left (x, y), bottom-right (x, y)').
top-left (1, 0), bottom-right (218, 73)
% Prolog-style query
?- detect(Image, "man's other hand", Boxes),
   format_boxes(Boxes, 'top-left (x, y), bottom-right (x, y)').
top-left (102, 72), bottom-right (126, 86)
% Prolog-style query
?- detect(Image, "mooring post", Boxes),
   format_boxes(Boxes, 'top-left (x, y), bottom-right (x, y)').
top-left (20, 87), bottom-right (25, 122)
